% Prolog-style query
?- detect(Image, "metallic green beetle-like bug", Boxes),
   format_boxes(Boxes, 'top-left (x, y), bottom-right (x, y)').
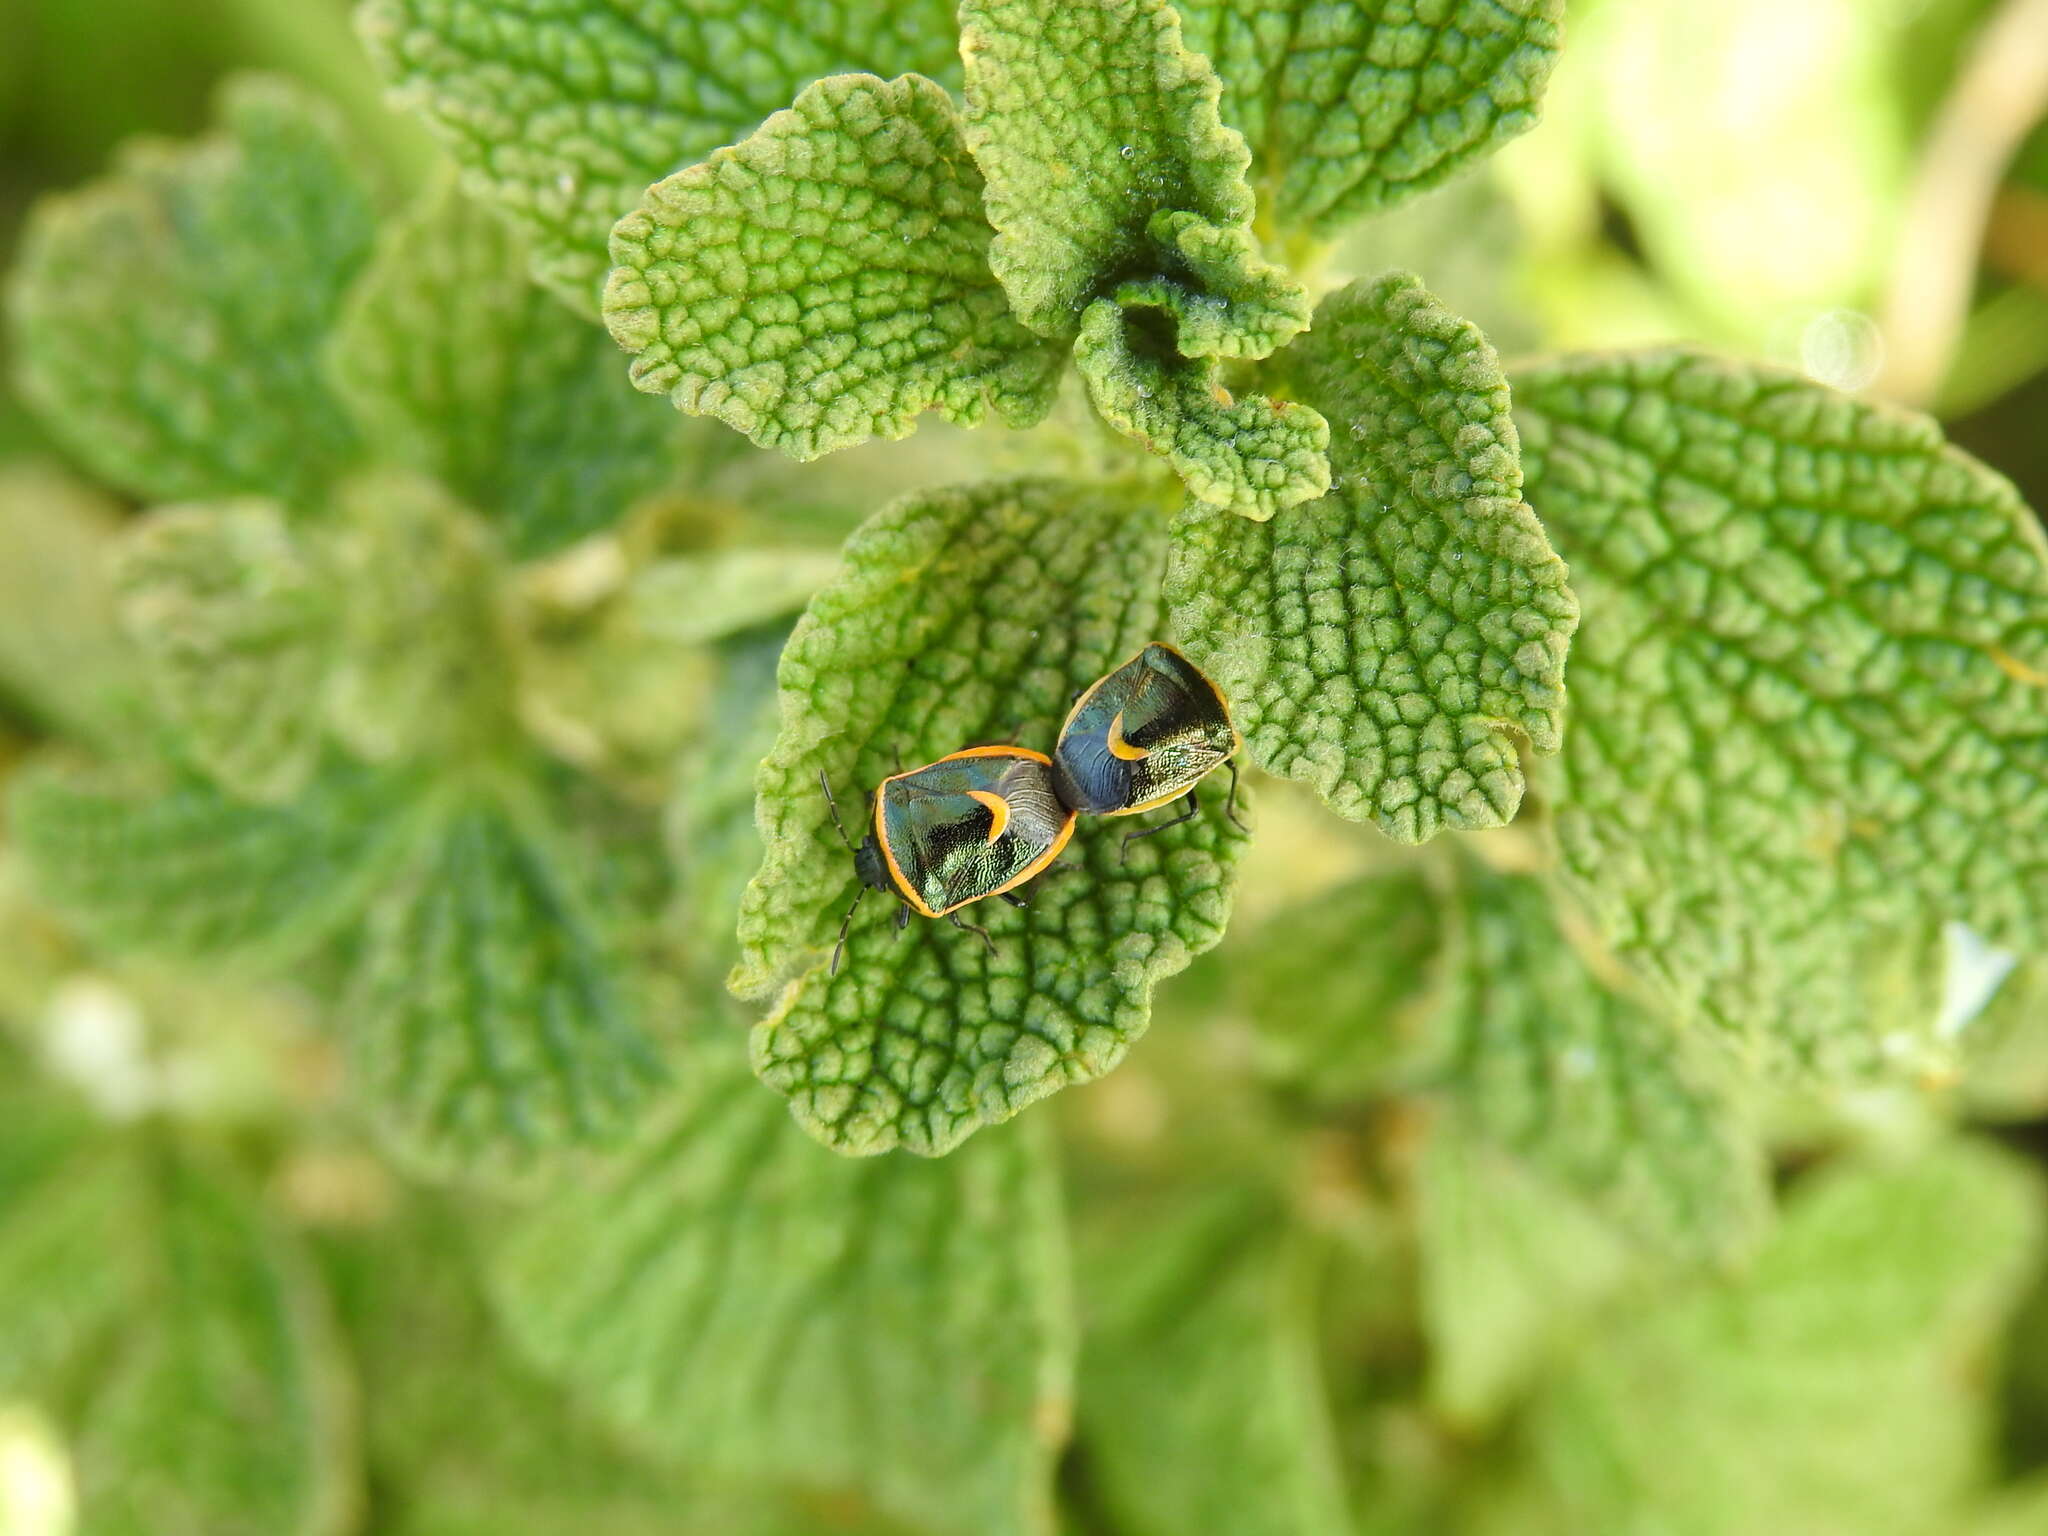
top-left (1053, 641), bottom-right (1245, 855)
top-left (821, 747), bottom-right (1077, 972)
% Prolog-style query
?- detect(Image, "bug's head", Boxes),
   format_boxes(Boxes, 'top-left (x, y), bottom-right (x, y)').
top-left (853, 835), bottom-right (891, 893)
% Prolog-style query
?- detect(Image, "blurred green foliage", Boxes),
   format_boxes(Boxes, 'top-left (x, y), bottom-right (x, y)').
top-left (3, 1), bottom-right (2048, 1533)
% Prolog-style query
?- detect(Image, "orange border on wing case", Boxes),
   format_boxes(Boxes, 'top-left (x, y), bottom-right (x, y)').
top-left (1067, 642), bottom-right (1244, 818)
top-left (873, 746), bottom-right (1069, 918)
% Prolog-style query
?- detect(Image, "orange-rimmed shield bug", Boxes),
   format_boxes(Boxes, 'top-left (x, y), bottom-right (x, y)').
top-left (820, 746), bottom-right (1077, 972)
top-left (1053, 641), bottom-right (1246, 856)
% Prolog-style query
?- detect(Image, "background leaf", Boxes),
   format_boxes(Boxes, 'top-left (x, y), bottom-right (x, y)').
top-left (1077, 1188), bottom-right (1351, 1536)
top-left (1515, 351), bottom-right (2048, 1069)
top-left (355, 0), bottom-right (965, 309)
top-left (491, 1042), bottom-right (1073, 1536)
top-left (606, 71), bottom-right (1063, 460)
top-left (329, 175), bottom-right (686, 559)
top-left (111, 500), bottom-right (334, 804)
top-left (1170, 273), bottom-right (1576, 841)
top-left (733, 477), bottom-right (1247, 1155)
top-left (1531, 1140), bottom-right (2046, 1536)
top-left (6, 76), bottom-right (374, 507)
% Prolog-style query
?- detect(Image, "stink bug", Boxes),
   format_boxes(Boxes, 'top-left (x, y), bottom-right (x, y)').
top-left (821, 747), bottom-right (1076, 973)
top-left (1053, 641), bottom-right (1246, 855)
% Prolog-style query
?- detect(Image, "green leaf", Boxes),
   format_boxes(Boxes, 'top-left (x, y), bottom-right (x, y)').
top-left (1514, 351), bottom-right (2048, 1067)
top-left (960, 0), bottom-right (1299, 351)
top-left (111, 501), bottom-right (334, 804)
top-left (324, 471), bottom-right (514, 765)
top-left (491, 1043), bottom-right (1073, 1536)
top-left (1417, 1114), bottom-right (1634, 1429)
top-left (1230, 866), bottom-right (1443, 1100)
top-left (1169, 273), bottom-right (1576, 840)
top-left (320, 1194), bottom-right (863, 1536)
top-left (959, 0), bottom-right (1326, 514)
top-left (0, 464), bottom-right (143, 746)
top-left (1175, 0), bottom-right (1565, 237)
top-left (6, 76), bottom-right (374, 507)
top-left (329, 176), bottom-right (686, 559)
top-left (1533, 1140), bottom-right (2046, 1536)
top-left (1074, 301), bottom-right (1330, 520)
top-left (75, 1147), bottom-right (355, 1536)
top-left (732, 477), bottom-right (1247, 1155)
top-left (349, 789), bottom-right (666, 1171)
top-left (9, 757), bottom-right (415, 966)
top-left (1430, 863), bottom-right (1768, 1258)
top-left (1077, 1190), bottom-right (1350, 1536)
top-left (606, 72), bottom-right (1063, 460)
top-left (629, 549), bottom-right (842, 648)
top-left (355, 0), bottom-right (965, 310)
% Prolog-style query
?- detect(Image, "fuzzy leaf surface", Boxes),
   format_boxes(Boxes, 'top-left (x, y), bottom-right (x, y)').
top-left (1431, 864), bottom-right (1767, 1259)
top-left (1075, 300), bottom-right (1329, 519)
top-left (606, 72), bottom-right (1062, 460)
top-left (492, 1045), bottom-right (1072, 1536)
top-left (1175, 0), bottom-right (1565, 235)
top-left (10, 758), bottom-right (414, 966)
top-left (329, 177), bottom-right (683, 559)
top-left (1515, 351), bottom-right (2048, 1066)
top-left (733, 477), bottom-right (1246, 1155)
top-left (1170, 273), bottom-right (1575, 840)
top-left (7, 77), bottom-right (373, 507)
top-left (960, 0), bottom-right (1301, 350)
top-left (112, 501), bottom-right (333, 804)
top-left (1078, 1190), bottom-right (1350, 1536)
top-left (349, 790), bottom-right (666, 1170)
top-left (356, 0), bottom-right (964, 308)
top-left (1533, 1141), bottom-right (2045, 1536)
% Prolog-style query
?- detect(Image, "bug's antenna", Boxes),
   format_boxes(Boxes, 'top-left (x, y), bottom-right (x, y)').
top-left (830, 886), bottom-right (867, 975)
top-left (819, 768), bottom-right (859, 852)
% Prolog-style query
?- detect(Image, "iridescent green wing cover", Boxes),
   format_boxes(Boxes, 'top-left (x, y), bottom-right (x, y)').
top-left (1053, 643), bottom-right (1236, 815)
top-left (879, 751), bottom-right (1073, 916)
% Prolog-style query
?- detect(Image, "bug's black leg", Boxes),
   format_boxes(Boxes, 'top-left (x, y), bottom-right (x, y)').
top-left (999, 890), bottom-right (1030, 909)
top-left (1225, 758), bottom-right (1249, 834)
top-left (830, 886), bottom-right (867, 976)
top-left (892, 742), bottom-right (905, 774)
top-left (893, 902), bottom-right (911, 938)
top-left (1120, 788), bottom-right (1200, 863)
top-left (949, 911), bottom-right (998, 956)
top-left (820, 768), bottom-right (861, 852)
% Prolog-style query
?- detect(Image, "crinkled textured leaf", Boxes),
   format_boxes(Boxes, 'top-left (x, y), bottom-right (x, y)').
top-left (1431, 864), bottom-right (1768, 1258)
top-left (325, 472), bottom-right (514, 764)
top-left (75, 1149), bottom-right (355, 1536)
top-left (1418, 1115), bottom-right (1633, 1429)
top-left (1231, 866), bottom-right (1442, 1100)
top-left (960, 0), bottom-right (1299, 350)
top-left (1078, 1190), bottom-right (1350, 1536)
top-left (1169, 273), bottom-right (1575, 840)
top-left (112, 501), bottom-right (333, 804)
top-left (329, 177), bottom-right (684, 559)
top-left (1514, 351), bottom-right (2048, 1067)
top-left (349, 791), bottom-right (664, 1170)
top-left (9, 758), bottom-right (414, 966)
top-left (606, 73), bottom-right (1063, 460)
top-left (1533, 1141), bottom-right (2045, 1536)
top-left (6, 76), bottom-right (373, 507)
top-left (732, 477), bottom-right (1247, 1155)
top-left (491, 1045), bottom-right (1072, 1536)
top-left (1175, 0), bottom-right (1564, 235)
top-left (1075, 300), bottom-right (1329, 519)
top-left (356, 0), bottom-right (964, 309)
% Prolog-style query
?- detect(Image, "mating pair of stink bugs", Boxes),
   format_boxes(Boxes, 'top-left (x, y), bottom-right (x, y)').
top-left (821, 642), bottom-right (1245, 971)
